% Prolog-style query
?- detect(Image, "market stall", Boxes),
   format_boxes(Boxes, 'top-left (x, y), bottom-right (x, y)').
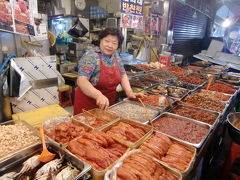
top-left (1, 0), bottom-right (240, 179)
top-left (0, 61), bottom-right (240, 180)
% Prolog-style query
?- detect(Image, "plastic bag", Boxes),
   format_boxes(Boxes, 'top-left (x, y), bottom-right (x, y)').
top-left (68, 18), bottom-right (88, 38)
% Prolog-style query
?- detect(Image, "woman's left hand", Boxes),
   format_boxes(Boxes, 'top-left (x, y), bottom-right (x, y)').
top-left (127, 92), bottom-right (145, 99)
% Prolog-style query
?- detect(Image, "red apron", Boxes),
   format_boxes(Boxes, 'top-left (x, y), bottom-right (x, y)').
top-left (74, 53), bottom-right (121, 115)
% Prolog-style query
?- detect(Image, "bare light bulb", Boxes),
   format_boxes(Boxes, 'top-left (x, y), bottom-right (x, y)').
top-left (192, 11), bottom-right (197, 18)
top-left (222, 18), bottom-right (231, 27)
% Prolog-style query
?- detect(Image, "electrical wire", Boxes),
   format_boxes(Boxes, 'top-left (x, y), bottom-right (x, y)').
top-left (0, 55), bottom-right (17, 73)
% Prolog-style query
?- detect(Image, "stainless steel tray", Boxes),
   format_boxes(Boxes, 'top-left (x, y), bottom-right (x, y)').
top-left (200, 67), bottom-right (223, 75)
top-left (151, 70), bottom-right (179, 81)
top-left (132, 64), bottom-right (158, 72)
top-left (203, 80), bottom-right (239, 95)
top-left (139, 131), bottom-right (196, 176)
top-left (151, 112), bottom-right (211, 148)
top-left (164, 79), bottom-right (198, 91)
top-left (177, 72), bottom-right (209, 87)
top-left (143, 71), bottom-right (176, 83)
top-left (220, 73), bottom-right (240, 81)
top-left (0, 143), bottom-right (91, 180)
top-left (194, 89), bottom-right (233, 104)
top-left (169, 104), bottom-right (221, 130)
top-left (146, 84), bottom-right (191, 100)
top-left (0, 120), bottom-right (40, 163)
top-left (182, 91), bottom-right (228, 113)
top-left (126, 95), bottom-right (174, 115)
top-left (220, 79), bottom-right (240, 86)
top-left (109, 100), bottom-right (161, 124)
top-left (129, 76), bottom-right (160, 89)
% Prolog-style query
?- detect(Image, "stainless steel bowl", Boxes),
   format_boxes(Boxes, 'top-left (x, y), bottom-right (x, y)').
top-left (227, 113), bottom-right (240, 145)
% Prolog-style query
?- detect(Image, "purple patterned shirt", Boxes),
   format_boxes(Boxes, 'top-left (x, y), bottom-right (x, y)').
top-left (78, 47), bottom-right (126, 85)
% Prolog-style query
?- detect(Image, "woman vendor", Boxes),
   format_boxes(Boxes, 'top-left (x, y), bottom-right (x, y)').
top-left (74, 27), bottom-right (144, 114)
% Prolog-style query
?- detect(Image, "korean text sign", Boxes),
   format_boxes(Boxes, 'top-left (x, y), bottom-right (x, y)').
top-left (120, 0), bottom-right (144, 15)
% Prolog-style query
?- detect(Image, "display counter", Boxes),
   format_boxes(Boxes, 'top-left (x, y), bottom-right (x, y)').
top-left (1, 63), bottom-right (239, 180)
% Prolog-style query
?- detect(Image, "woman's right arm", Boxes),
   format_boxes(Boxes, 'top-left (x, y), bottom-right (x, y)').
top-left (77, 76), bottom-right (109, 110)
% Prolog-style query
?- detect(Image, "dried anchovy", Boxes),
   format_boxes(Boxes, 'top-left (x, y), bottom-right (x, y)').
top-left (110, 102), bottom-right (159, 122)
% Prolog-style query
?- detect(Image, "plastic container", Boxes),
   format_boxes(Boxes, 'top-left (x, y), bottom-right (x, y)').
top-left (72, 108), bottom-right (120, 130)
top-left (43, 116), bottom-right (92, 147)
top-left (151, 112), bottom-right (211, 148)
top-left (109, 100), bottom-right (160, 123)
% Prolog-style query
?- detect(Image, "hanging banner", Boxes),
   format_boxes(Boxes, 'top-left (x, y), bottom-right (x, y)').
top-left (120, 0), bottom-right (144, 15)
top-left (0, 0), bottom-right (14, 32)
top-left (150, 14), bottom-right (160, 35)
top-left (131, 14), bottom-right (144, 29)
top-left (120, 13), bottom-right (132, 28)
top-left (13, 0), bottom-right (34, 35)
top-left (120, 0), bottom-right (144, 29)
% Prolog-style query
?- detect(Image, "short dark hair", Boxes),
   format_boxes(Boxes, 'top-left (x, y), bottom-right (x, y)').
top-left (98, 27), bottom-right (124, 48)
